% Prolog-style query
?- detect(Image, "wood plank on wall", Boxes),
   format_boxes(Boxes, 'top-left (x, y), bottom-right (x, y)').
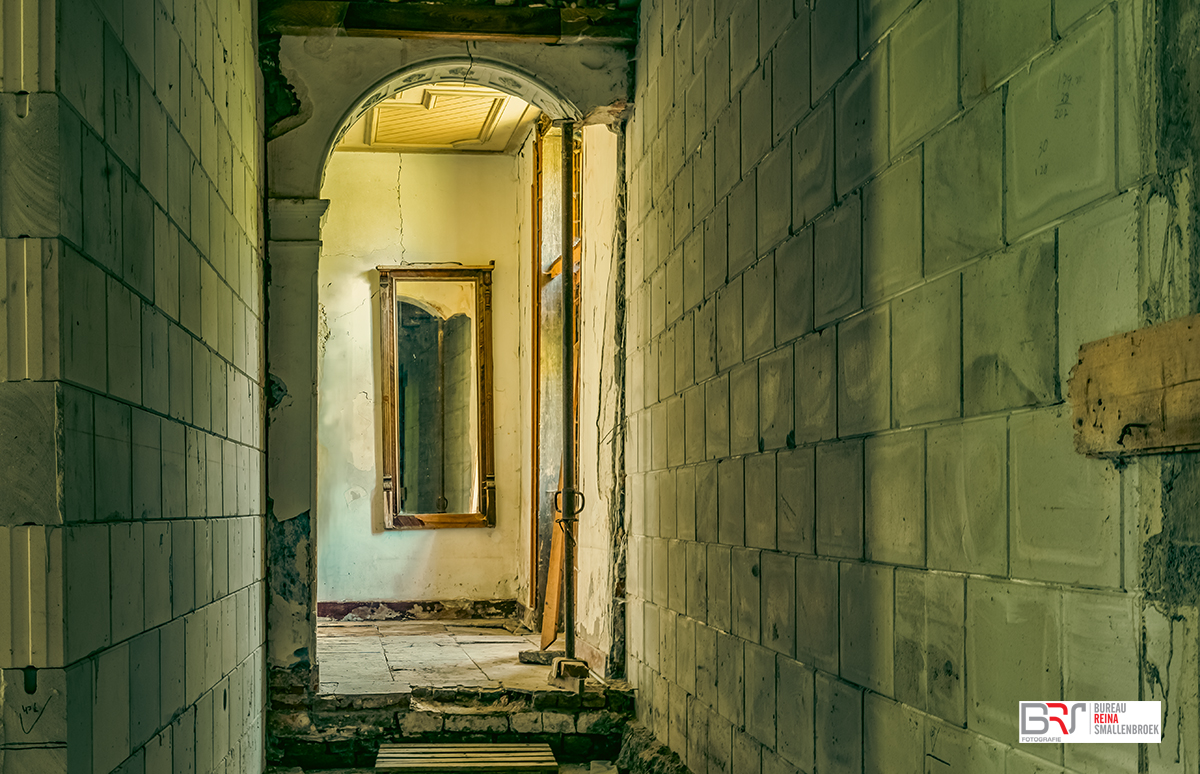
top-left (1069, 312), bottom-right (1200, 457)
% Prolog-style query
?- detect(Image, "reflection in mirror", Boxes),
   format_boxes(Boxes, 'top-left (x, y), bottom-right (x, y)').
top-left (395, 292), bottom-right (477, 514)
top-left (379, 267), bottom-right (495, 529)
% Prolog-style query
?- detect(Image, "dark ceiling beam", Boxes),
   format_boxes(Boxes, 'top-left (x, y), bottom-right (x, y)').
top-left (260, 1), bottom-right (637, 45)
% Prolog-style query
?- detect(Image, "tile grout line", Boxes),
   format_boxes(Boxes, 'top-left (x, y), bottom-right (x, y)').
top-left (448, 630), bottom-right (504, 684)
top-left (375, 624), bottom-right (399, 680)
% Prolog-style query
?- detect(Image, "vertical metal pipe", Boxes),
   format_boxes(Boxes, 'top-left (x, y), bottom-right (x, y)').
top-left (560, 121), bottom-right (576, 660)
top-left (437, 318), bottom-right (447, 513)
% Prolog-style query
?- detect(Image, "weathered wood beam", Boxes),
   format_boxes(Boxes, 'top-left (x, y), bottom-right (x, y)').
top-left (1069, 313), bottom-right (1200, 457)
top-left (260, 1), bottom-right (637, 45)
top-left (344, 4), bottom-right (560, 41)
top-left (541, 241), bottom-right (582, 282)
top-left (260, 0), bottom-right (348, 33)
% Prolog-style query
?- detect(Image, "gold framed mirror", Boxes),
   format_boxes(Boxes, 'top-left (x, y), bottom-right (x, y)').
top-left (377, 266), bottom-right (496, 529)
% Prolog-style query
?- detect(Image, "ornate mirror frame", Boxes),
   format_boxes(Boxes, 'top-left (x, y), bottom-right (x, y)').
top-left (377, 265), bottom-right (496, 529)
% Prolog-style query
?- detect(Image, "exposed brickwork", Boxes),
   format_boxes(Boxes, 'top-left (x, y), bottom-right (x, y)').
top-left (268, 682), bottom-right (636, 768)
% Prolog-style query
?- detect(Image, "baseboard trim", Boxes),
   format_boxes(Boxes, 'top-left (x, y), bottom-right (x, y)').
top-left (317, 598), bottom-right (519, 621)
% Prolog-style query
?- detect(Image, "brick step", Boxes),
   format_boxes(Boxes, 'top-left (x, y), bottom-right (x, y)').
top-left (305, 680), bottom-right (634, 714)
top-left (269, 683), bottom-right (636, 769)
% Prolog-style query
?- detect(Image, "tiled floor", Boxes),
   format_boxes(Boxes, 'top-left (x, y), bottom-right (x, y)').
top-left (316, 618), bottom-right (564, 695)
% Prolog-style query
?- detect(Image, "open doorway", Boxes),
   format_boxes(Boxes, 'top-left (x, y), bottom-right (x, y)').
top-left (529, 124), bottom-right (582, 644)
top-left (313, 81), bottom-right (545, 692)
top-left (527, 121), bottom-right (627, 676)
top-left (309, 70), bottom-right (624, 690)
top-left (309, 78), bottom-right (625, 691)
top-left (262, 36), bottom-right (635, 762)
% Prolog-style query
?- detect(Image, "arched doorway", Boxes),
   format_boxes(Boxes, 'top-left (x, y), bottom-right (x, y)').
top-left (263, 46), bottom-right (629, 726)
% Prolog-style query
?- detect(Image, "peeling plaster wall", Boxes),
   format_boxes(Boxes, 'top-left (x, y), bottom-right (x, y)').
top-left (316, 150), bottom-right (528, 602)
top-left (515, 133), bottom-right (538, 615)
top-left (577, 124), bottom-right (626, 673)
top-left (1139, 2), bottom-right (1200, 757)
top-left (268, 35), bottom-right (632, 199)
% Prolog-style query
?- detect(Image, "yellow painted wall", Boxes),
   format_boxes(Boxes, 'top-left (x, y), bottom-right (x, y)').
top-left (316, 150), bottom-right (531, 602)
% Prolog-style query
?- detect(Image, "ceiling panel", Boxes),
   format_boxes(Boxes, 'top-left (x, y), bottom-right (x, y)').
top-left (337, 83), bottom-right (540, 154)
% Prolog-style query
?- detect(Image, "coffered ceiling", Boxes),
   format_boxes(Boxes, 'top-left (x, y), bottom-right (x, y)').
top-left (335, 82), bottom-right (541, 154)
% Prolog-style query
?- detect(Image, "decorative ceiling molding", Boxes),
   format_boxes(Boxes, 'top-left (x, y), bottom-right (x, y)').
top-left (336, 83), bottom-right (540, 154)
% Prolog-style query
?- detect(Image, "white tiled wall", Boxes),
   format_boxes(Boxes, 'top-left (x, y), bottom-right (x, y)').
top-left (624, 0), bottom-right (1188, 771)
top-left (0, 0), bottom-right (266, 771)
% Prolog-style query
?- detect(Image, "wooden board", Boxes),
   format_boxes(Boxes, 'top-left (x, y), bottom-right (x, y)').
top-left (540, 465), bottom-right (565, 650)
top-left (376, 743), bottom-right (557, 772)
top-left (1069, 312), bottom-right (1200, 457)
top-left (540, 287), bottom-right (582, 651)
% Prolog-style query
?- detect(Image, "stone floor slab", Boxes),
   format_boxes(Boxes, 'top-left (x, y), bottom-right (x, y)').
top-left (316, 619), bottom-right (570, 697)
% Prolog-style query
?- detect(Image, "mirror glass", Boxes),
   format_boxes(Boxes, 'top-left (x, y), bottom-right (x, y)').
top-left (394, 281), bottom-right (480, 515)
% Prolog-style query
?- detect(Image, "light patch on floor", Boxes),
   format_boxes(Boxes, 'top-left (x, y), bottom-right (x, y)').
top-left (317, 618), bottom-right (563, 694)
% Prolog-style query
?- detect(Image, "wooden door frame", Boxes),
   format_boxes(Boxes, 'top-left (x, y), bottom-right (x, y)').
top-left (527, 125), bottom-right (582, 626)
